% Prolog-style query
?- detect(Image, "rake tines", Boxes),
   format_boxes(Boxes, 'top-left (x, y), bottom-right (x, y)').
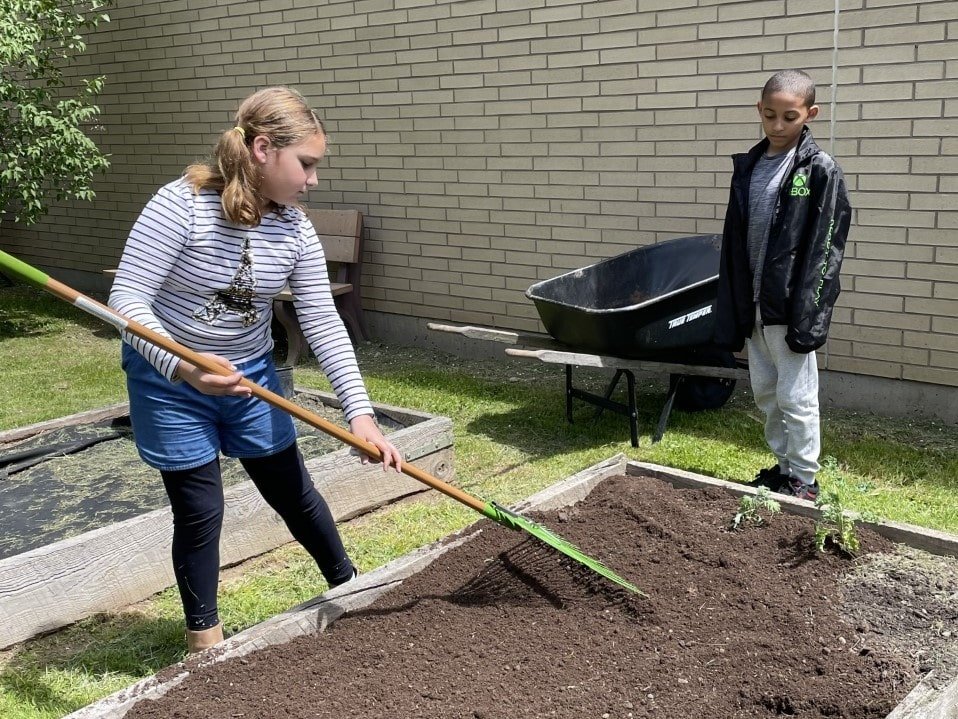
top-left (484, 502), bottom-right (645, 597)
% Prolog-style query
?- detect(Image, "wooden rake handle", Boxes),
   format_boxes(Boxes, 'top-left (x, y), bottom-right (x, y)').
top-left (0, 251), bottom-right (487, 515)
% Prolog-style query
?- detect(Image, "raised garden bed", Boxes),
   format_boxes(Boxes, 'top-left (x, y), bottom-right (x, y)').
top-left (0, 388), bottom-right (454, 648)
top-left (67, 457), bottom-right (958, 719)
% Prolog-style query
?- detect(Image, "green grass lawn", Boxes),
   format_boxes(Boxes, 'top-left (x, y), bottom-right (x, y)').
top-left (1, 284), bottom-right (956, 718)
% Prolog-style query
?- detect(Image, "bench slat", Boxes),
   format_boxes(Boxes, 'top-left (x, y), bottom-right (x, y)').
top-left (317, 234), bottom-right (361, 264)
top-left (309, 209), bottom-right (362, 238)
top-left (275, 283), bottom-right (352, 302)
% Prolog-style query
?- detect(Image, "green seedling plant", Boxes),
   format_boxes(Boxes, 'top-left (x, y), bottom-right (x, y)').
top-left (731, 487), bottom-right (781, 530)
top-left (814, 489), bottom-right (861, 557)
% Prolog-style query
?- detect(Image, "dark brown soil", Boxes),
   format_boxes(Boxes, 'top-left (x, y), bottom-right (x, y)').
top-left (124, 474), bottom-right (955, 719)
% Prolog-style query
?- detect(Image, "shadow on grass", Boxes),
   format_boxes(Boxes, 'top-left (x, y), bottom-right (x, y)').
top-left (0, 612), bottom-right (185, 714)
top-left (0, 286), bottom-right (108, 341)
top-left (381, 365), bottom-right (649, 456)
top-left (346, 349), bottom-right (769, 460)
top-left (290, 345), bottom-right (958, 503)
top-left (374, 358), bottom-right (760, 454)
top-left (467, 397), bottom-right (645, 456)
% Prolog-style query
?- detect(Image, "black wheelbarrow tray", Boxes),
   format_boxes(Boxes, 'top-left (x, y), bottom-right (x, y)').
top-left (429, 235), bottom-right (749, 447)
top-left (525, 234), bottom-right (722, 359)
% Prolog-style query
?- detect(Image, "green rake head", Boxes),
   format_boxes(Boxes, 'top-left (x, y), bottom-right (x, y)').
top-left (484, 501), bottom-right (645, 596)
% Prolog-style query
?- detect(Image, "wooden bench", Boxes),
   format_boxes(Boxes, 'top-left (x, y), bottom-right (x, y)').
top-left (103, 208), bottom-right (368, 367)
top-left (274, 208), bottom-right (367, 365)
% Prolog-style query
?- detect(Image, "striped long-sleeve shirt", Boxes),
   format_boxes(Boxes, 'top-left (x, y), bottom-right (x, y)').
top-left (108, 178), bottom-right (373, 421)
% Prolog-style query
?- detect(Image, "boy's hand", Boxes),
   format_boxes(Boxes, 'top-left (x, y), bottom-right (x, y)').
top-left (175, 354), bottom-right (252, 397)
top-left (349, 414), bottom-right (403, 472)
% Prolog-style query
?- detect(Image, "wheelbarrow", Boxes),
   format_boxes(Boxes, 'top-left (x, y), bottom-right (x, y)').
top-left (431, 234), bottom-right (749, 446)
top-left (526, 233), bottom-right (723, 358)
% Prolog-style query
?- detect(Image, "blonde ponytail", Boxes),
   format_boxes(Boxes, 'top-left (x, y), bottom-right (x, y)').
top-left (184, 87), bottom-right (325, 227)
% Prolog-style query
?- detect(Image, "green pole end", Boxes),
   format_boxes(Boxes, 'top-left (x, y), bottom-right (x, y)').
top-left (0, 250), bottom-right (50, 289)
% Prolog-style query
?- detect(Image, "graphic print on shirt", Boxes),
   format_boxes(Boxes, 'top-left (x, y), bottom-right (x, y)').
top-left (192, 237), bottom-right (260, 327)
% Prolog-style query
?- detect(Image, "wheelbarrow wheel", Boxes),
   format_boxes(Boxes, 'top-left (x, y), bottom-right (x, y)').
top-left (671, 349), bottom-right (738, 412)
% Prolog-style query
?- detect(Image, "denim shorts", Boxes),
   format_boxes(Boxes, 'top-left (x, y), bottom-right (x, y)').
top-left (122, 343), bottom-right (296, 471)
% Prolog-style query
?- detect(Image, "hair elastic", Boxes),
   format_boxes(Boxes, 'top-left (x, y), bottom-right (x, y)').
top-left (232, 126), bottom-right (246, 138)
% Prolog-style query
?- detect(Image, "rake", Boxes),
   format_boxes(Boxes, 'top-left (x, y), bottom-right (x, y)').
top-left (0, 249), bottom-right (643, 596)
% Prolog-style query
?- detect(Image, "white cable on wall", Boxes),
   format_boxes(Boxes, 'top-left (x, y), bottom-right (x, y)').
top-left (830, 0), bottom-right (839, 158)
top-left (825, 0), bottom-right (840, 368)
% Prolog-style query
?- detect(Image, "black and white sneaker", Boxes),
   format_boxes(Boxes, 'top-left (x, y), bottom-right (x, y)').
top-left (330, 566), bottom-right (360, 588)
top-left (780, 478), bottom-right (819, 502)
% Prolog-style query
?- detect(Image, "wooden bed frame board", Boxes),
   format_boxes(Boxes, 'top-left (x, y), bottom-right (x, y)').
top-left (0, 390), bottom-right (453, 648)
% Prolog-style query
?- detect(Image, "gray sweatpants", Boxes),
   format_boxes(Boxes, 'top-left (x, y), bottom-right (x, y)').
top-left (746, 311), bottom-right (821, 485)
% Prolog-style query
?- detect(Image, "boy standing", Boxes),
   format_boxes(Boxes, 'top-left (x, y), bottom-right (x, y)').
top-left (714, 69), bottom-right (851, 501)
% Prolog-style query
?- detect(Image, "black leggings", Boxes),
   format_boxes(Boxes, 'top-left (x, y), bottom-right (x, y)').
top-left (160, 442), bottom-right (353, 630)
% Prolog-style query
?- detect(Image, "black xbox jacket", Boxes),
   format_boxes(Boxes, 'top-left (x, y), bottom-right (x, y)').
top-left (713, 126), bottom-right (851, 354)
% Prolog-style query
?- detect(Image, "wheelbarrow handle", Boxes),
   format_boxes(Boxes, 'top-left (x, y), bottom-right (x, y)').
top-left (426, 322), bottom-right (522, 344)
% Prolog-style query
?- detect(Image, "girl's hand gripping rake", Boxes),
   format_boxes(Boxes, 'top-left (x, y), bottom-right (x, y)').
top-left (0, 250), bottom-right (642, 595)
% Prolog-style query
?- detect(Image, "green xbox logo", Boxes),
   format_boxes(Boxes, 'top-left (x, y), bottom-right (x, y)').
top-left (790, 174), bottom-right (810, 197)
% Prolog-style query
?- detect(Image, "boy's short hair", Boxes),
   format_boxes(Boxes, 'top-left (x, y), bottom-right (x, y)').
top-left (762, 70), bottom-right (816, 107)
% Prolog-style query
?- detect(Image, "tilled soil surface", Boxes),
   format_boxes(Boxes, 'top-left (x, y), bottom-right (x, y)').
top-left (125, 473), bottom-right (957, 719)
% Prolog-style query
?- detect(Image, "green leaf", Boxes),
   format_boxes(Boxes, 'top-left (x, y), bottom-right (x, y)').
top-left (0, 0), bottom-right (112, 224)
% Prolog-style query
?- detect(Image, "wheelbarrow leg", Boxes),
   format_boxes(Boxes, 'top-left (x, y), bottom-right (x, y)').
top-left (624, 369), bottom-right (638, 448)
top-left (654, 374), bottom-right (684, 443)
top-left (565, 365), bottom-right (639, 448)
top-left (593, 369), bottom-right (625, 419)
top-left (591, 369), bottom-right (638, 448)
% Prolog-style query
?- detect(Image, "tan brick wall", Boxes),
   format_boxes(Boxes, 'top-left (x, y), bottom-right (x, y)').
top-left (2, 0), bottom-right (956, 388)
